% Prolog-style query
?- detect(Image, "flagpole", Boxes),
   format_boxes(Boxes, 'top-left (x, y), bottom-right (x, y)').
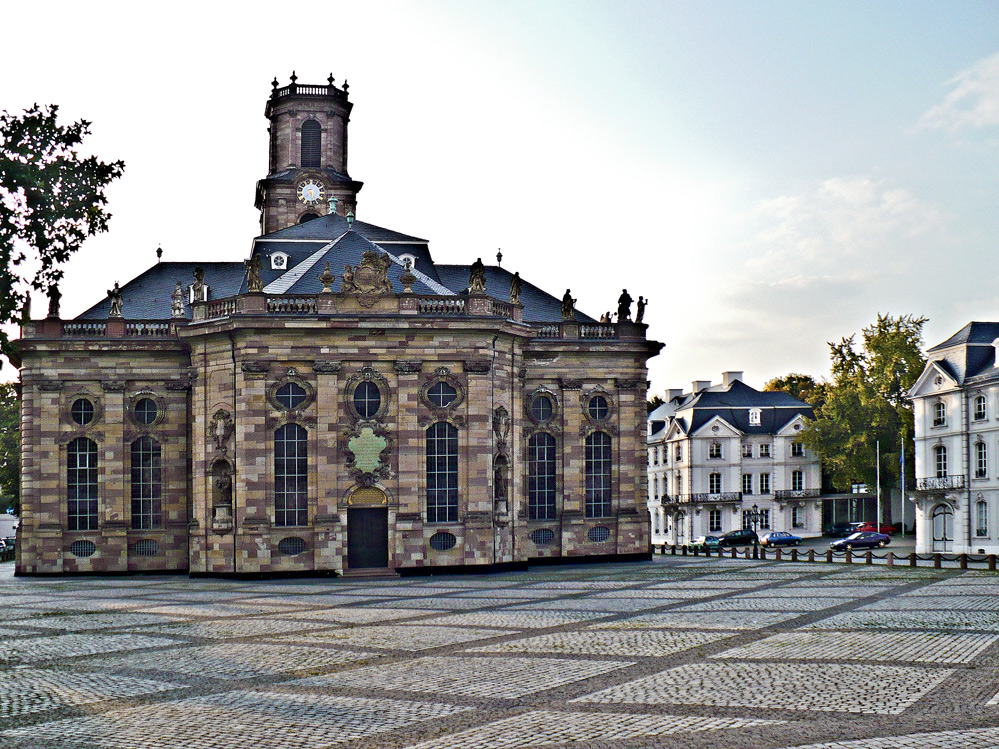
top-left (877, 440), bottom-right (881, 534)
top-left (900, 435), bottom-right (905, 537)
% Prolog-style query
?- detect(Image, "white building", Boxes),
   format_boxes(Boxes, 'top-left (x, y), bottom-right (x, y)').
top-left (908, 322), bottom-right (999, 554)
top-left (647, 372), bottom-right (822, 547)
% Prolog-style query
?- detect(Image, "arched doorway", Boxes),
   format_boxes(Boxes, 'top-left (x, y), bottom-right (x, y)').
top-left (347, 487), bottom-right (389, 569)
top-left (931, 503), bottom-right (953, 552)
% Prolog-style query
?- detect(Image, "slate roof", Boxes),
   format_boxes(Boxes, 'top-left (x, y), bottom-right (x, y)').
top-left (263, 213), bottom-right (427, 244)
top-left (925, 322), bottom-right (999, 383)
top-left (927, 322), bottom-right (999, 352)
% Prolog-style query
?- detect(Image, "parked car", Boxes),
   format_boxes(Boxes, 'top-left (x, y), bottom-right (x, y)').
top-left (830, 531), bottom-right (890, 550)
top-left (760, 531), bottom-right (801, 547)
top-left (3, 537), bottom-right (14, 551)
top-left (823, 522), bottom-right (863, 537)
top-left (689, 535), bottom-right (722, 552)
top-left (718, 529), bottom-right (759, 547)
top-left (853, 522), bottom-right (898, 535)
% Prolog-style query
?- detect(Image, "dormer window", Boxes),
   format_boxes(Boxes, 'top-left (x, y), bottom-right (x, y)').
top-left (749, 408), bottom-right (761, 426)
top-left (270, 252), bottom-right (289, 271)
top-left (933, 401), bottom-right (946, 427)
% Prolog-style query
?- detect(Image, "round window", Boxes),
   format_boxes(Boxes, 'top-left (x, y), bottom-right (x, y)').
top-left (588, 395), bottom-right (609, 420)
top-left (135, 398), bottom-right (158, 425)
top-left (429, 531), bottom-right (457, 551)
top-left (531, 395), bottom-right (553, 422)
top-left (353, 381), bottom-right (381, 419)
top-left (276, 382), bottom-right (307, 410)
top-left (530, 528), bottom-right (555, 546)
top-left (428, 381), bottom-right (458, 408)
top-left (70, 540), bottom-right (97, 557)
top-left (71, 398), bottom-right (94, 426)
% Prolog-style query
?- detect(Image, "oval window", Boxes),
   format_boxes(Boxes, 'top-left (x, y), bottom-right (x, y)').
top-left (70, 540), bottom-right (97, 557)
top-left (587, 526), bottom-right (611, 543)
top-left (276, 382), bottom-right (307, 410)
top-left (353, 381), bottom-right (381, 419)
top-left (130, 539), bottom-right (160, 557)
top-left (428, 381), bottom-right (458, 408)
top-left (531, 395), bottom-right (553, 422)
top-left (529, 528), bottom-right (556, 546)
top-left (588, 395), bottom-right (609, 420)
top-left (277, 537), bottom-right (308, 556)
top-left (429, 531), bottom-right (457, 551)
top-left (135, 398), bottom-right (158, 425)
top-left (71, 398), bottom-right (94, 426)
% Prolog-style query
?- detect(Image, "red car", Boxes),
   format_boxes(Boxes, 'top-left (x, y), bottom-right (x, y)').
top-left (853, 522), bottom-right (898, 535)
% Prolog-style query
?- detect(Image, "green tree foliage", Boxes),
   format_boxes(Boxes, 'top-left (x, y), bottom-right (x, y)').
top-left (0, 104), bottom-right (124, 361)
top-left (647, 393), bottom-right (665, 413)
top-left (798, 314), bottom-right (926, 519)
top-left (0, 383), bottom-right (19, 514)
top-left (763, 373), bottom-right (827, 407)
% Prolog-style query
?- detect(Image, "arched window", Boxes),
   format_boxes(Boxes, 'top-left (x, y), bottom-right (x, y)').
top-left (977, 500), bottom-right (989, 537)
top-left (975, 395), bottom-right (987, 421)
top-left (933, 401), bottom-right (946, 427)
top-left (426, 422), bottom-right (458, 523)
top-left (130, 437), bottom-right (162, 529)
top-left (354, 381), bottom-right (381, 419)
top-left (67, 437), bottom-right (98, 531)
top-left (528, 432), bottom-right (556, 520)
top-left (301, 120), bottom-right (321, 168)
top-left (275, 423), bottom-right (308, 527)
top-left (585, 431), bottom-right (612, 518)
top-left (976, 441), bottom-right (988, 478)
top-left (933, 445), bottom-right (948, 478)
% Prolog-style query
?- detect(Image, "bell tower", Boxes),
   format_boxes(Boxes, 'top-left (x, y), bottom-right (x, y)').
top-left (254, 72), bottom-right (364, 234)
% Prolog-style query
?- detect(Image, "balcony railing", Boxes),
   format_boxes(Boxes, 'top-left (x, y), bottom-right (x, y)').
top-left (677, 492), bottom-right (743, 504)
top-left (916, 475), bottom-right (966, 491)
top-left (775, 488), bottom-right (821, 500)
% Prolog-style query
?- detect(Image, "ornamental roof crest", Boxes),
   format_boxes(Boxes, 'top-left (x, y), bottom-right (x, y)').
top-left (341, 249), bottom-right (393, 307)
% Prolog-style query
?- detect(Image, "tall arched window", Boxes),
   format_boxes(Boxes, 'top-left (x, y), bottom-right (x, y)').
top-left (976, 441), bottom-right (988, 478)
top-left (975, 395), bottom-right (987, 421)
top-left (933, 401), bottom-right (946, 427)
top-left (528, 432), bottom-right (556, 520)
top-left (585, 431), bottom-right (612, 518)
top-left (301, 120), bottom-right (321, 168)
top-left (933, 445), bottom-right (948, 478)
top-left (426, 422), bottom-right (458, 523)
top-left (131, 437), bottom-right (162, 529)
top-left (67, 437), bottom-right (98, 531)
top-left (275, 423), bottom-right (308, 527)
top-left (977, 500), bottom-right (989, 537)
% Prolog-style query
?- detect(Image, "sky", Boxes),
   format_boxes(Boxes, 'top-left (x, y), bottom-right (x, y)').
top-left (3, 0), bottom-right (999, 394)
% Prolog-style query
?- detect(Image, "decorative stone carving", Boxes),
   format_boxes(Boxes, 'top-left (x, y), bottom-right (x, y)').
top-left (492, 406), bottom-right (510, 450)
top-left (344, 366), bottom-right (391, 422)
top-left (342, 421), bottom-right (393, 486)
top-left (464, 360), bottom-right (491, 374)
top-left (560, 378), bottom-right (582, 390)
top-left (313, 360), bottom-right (342, 374)
top-left (318, 262), bottom-right (335, 293)
top-left (38, 380), bottom-right (64, 391)
top-left (469, 258), bottom-right (486, 293)
top-left (107, 282), bottom-right (123, 318)
top-left (240, 361), bottom-right (269, 374)
top-left (339, 249), bottom-right (393, 307)
top-left (561, 290), bottom-right (575, 321)
top-left (393, 360), bottom-right (422, 374)
top-left (100, 380), bottom-right (127, 392)
top-left (245, 254), bottom-right (263, 292)
top-left (164, 380), bottom-right (191, 392)
top-left (494, 453), bottom-right (509, 515)
top-left (617, 289), bottom-right (633, 322)
top-left (210, 409), bottom-right (234, 454)
top-left (211, 459), bottom-right (234, 534)
top-left (509, 272), bottom-right (521, 305)
top-left (171, 282), bottom-right (186, 318)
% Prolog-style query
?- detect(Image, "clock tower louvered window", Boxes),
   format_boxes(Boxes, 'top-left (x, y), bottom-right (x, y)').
top-left (301, 120), bottom-right (321, 168)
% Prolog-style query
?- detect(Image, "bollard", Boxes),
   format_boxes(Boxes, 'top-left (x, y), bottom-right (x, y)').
top-left (934, 553), bottom-right (942, 569)
top-left (671, 545), bottom-right (677, 555)
top-left (808, 549), bottom-right (815, 563)
top-left (990, 555), bottom-right (996, 572)
top-left (744, 548), bottom-right (751, 559)
top-left (887, 551), bottom-right (893, 567)
top-left (909, 552), bottom-right (917, 568)
top-left (774, 548), bottom-right (781, 561)
top-left (825, 549), bottom-right (833, 563)
top-left (865, 550), bottom-right (873, 565)
top-left (845, 550), bottom-right (852, 564)
top-left (960, 553), bottom-right (968, 570)
top-left (731, 547), bottom-right (737, 559)
top-left (791, 548), bottom-right (798, 562)
top-left (760, 547), bottom-right (766, 560)
top-left (682, 545), bottom-right (688, 556)
top-left (693, 547), bottom-right (698, 557)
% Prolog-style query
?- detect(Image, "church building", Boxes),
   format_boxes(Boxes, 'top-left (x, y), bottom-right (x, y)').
top-left (16, 75), bottom-right (661, 576)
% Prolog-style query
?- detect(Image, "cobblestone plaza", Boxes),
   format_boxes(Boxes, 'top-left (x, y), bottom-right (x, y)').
top-left (3, 558), bottom-right (999, 748)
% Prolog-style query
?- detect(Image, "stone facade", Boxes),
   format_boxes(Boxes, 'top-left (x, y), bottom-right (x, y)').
top-left (16, 78), bottom-right (661, 577)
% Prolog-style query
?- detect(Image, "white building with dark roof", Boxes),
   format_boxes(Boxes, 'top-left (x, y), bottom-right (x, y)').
top-left (908, 322), bottom-right (999, 554)
top-left (647, 372), bottom-right (822, 546)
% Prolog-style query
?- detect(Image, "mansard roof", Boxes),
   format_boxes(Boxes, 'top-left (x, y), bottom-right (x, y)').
top-left (923, 321), bottom-right (999, 384)
top-left (263, 212), bottom-right (427, 244)
top-left (927, 321), bottom-right (999, 353)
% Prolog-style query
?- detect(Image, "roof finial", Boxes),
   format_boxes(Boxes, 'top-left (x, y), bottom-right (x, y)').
top-left (346, 210), bottom-right (355, 228)
top-left (271, 77), bottom-right (279, 90)
top-left (290, 70), bottom-right (298, 84)
top-left (496, 248), bottom-right (503, 266)
top-left (156, 245), bottom-right (163, 263)
top-left (328, 195), bottom-right (339, 215)
top-left (342, 78), bottom-right (349, 92)
top-left (328, 73), bottom-right (335, 86)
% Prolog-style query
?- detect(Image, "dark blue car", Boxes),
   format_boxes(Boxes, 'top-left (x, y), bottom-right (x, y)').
top-left (760, 531), bottom-right (801, 547)
top-left (830, 531), bottom-right (890, 551)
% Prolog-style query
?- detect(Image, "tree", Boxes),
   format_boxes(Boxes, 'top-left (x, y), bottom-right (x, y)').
top-left (0, 104), bottom-right (124, 361)
top-left (763, 373), bottom-right (827, 407)
top-left (647, 393), bottom-right (665, 413)
top-left (798, 314), bottom-right (926, 523)
top-left (0, 383), bottom-right (18, 514)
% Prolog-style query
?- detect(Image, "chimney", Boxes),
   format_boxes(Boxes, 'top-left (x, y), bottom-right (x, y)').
top-left (722, 371), bottom-right (743, 388)
top-left (993, 338), bottom-right (999, 368)
top-left (668, 388), bottom-right (684, 401)
top-left (692, 380), bottom-right (711, 393)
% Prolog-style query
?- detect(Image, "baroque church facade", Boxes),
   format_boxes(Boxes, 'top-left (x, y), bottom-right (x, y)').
top-left (16, 76), bottom-right (661, 576)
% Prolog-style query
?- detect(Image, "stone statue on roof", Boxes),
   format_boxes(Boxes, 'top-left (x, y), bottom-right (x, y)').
top-left (635, 295), bottom-right (646, 324)
top-left (561, 289), bottom-right (576, 321)
top-left (46, 285), bottom-right (60, 319)
top-left (342, 264), bottom-right (356, 292)
top-left (617, 289), bottom-right (633, 322)
top-left (171, 282), bottom-right (185, 318)
top-left (245, 254), bottom-right (263, 292)
top-left (469, 258), bottom-right (486, 294)
top-left (192, 267), bottom-right (206, 303)
top-left (107, 282), bottom-right (123, 318)
top-left (509, 272), bottom-right (521, 305)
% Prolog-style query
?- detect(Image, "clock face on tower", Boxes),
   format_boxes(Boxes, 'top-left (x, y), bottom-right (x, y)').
top-left (297, 178), bottom-right (326, 205)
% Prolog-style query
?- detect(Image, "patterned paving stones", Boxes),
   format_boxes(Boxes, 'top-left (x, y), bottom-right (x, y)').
top-left (1, 557), bottom-right (999, 748)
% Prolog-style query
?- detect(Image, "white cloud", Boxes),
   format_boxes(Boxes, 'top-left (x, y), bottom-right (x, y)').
top-left (920, 52), bottom-right (999, 131)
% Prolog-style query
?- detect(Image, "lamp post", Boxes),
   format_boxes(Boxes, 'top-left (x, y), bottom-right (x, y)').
top-left (751, 503), bottom-right (760, 559)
